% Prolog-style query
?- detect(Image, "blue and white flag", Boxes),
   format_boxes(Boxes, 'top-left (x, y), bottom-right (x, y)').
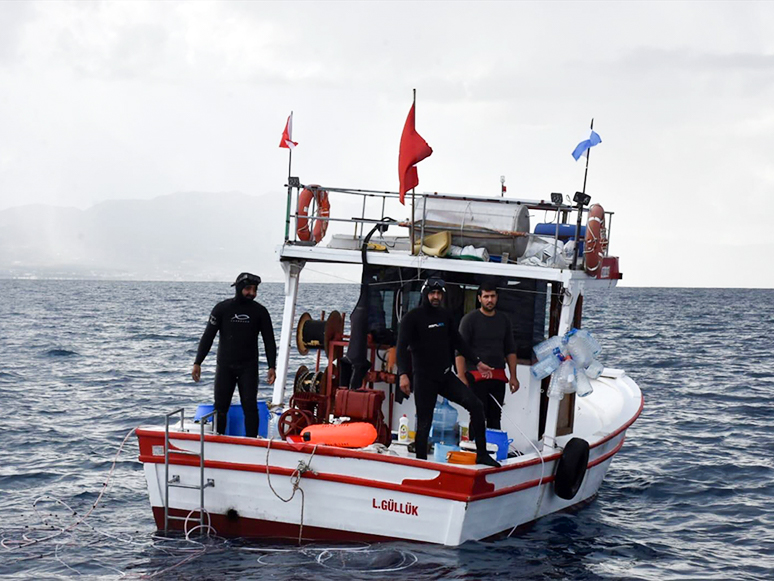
top-left (571, 130), bottom-right (602, 161)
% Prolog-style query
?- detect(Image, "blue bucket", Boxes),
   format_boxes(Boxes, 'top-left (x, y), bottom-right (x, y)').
top-left (485, 429), bottom-right (513, 461)
top-left (194, 402), bottom-right (269, 437)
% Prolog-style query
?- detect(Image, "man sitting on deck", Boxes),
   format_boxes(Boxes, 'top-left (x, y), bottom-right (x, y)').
top-left (396, 278), bottom-right (501, 467)
top-left (191, 272), bottom-right (276, 437)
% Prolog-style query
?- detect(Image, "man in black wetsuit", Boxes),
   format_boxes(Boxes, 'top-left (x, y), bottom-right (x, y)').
top-left (396, 278), bottom-right (500, 467)
top-left (455, 281), bottom-right (519, 441)
top-left (192, 272), bottom-right (277, 437)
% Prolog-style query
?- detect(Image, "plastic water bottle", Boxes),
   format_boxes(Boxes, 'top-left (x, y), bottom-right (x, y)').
top-left (398, 414), bottom-right (409, 443)
top-left (556, 360), bottom-right (577, 395)
top-left (431, 398), bottom-right (458, 446)
top-left (576, 329), bottom-right (602, 357)
top-left (566, 331), bottom-right (593, 367)
top-left (268, 409), bottom-right (282, 439)
top-left (585, 359), bottom-right (604, 379)
top-left (534, 335), bottom-right (563, 361)
top-left (576, 368), bottom-right (594, 397)
top-left (531, 355), bottom-right (561, 380)
top-left (547, 372), bottom-right (564, 400)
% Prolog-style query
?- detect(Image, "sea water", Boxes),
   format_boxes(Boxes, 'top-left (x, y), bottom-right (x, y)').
top-left (1, 281), bottom-right (773, 579)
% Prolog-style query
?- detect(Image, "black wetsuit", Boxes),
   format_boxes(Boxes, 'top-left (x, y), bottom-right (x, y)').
top-left (458, 309), bottom-right (517, 439)
top-left (195, 294), bottom-right (277, 437)
top-left (396, 301), bottom-right (488, 460)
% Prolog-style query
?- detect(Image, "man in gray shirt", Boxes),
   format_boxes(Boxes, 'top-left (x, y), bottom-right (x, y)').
top-left (455, 281), bottom-right (519, 440)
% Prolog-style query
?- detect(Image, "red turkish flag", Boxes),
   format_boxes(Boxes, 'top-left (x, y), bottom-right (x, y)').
top-left (279, 112), bottom-right (297, 149)
top-left (398, 103), bottom-right (432, 204)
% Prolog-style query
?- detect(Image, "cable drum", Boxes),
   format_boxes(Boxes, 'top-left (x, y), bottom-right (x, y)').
top-left (293, 366), bottom-right (326, 394)
top-left (296, 311), bottom-right (343, 356)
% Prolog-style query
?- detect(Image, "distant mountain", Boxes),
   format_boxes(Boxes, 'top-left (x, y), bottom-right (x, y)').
top-left (0, 191), bottom-right (288, 281)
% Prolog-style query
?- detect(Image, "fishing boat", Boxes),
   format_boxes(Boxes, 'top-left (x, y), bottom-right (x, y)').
top-left (136, 178), bottom-right (643, 545)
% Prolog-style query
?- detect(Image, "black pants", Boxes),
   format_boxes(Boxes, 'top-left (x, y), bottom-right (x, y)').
top-left (414, 370), bottom-right (488, 460)
top-left (468, 377), bottom-right (506, 441)
top-left (214, 361), bottom-right (259, 437)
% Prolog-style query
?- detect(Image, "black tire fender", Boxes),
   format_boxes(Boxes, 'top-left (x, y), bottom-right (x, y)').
top-left (554, 438), bottom-right (590, 500)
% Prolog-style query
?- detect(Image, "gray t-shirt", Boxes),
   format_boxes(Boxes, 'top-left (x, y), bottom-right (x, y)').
top-left (457, 309), bottom-right (517, 371)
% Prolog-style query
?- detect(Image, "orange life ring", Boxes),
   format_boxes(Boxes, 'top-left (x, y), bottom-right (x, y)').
top-left (296, 186), bottom-right (330, 243)
top-left (584, 203), bottom-right (608, 274)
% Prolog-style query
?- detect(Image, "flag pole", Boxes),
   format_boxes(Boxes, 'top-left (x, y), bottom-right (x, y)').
top-left (572, 118), bottom-right (593, 270)
top-left (284, 111), bottom-right (294, 242)
top-left (410, 89), bottom-right (416, 255)
top-left (581, 118), bottom-right (593, 196)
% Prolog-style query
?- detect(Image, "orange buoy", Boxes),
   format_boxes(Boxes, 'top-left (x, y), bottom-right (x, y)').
top-left (301, 422), bottom-right (377, 448)
top-left (296, 186), bottom-right (330, 243)
top-left (584, 203), bottom-right (607, 275)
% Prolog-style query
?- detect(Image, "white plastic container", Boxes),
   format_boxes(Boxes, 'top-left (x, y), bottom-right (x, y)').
top-left (398, 414), bottom-right (409, 443)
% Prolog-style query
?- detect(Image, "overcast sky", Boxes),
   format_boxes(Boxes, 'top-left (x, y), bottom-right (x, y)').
top-left (1, 1), bottom-right (773, 288)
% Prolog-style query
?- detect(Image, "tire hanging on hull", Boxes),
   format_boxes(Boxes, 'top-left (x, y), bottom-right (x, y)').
top-left (553, 437), bottom-right (590, 500)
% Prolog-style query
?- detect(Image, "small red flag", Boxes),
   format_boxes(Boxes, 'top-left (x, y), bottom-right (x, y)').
top-left (279, 112), bottom-right (297, 149)
top-left (398, 103), bottom-right (432, 204)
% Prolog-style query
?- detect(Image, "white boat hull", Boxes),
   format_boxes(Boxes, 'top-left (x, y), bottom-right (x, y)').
top-left (138, 381), bottom-right (640, 545)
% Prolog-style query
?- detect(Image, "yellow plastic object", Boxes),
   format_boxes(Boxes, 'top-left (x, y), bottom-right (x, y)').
top-left (366, 242), bottom-right (388, 251)
top-left (413, 231), bottom-right (451, 257)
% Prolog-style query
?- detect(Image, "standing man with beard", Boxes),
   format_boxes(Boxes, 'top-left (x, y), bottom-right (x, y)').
top-left (396, 277), bottom-right (500, 467)
top-left (192, 272), bottom-right (276, 438)
top-left (455, 281), bottom-right (519, 441)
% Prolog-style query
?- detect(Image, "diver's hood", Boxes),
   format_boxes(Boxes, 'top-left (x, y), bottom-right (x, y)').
top-left (232, 272), bottom-right (261, 302)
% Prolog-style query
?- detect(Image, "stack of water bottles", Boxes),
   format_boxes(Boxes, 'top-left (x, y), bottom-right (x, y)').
top-left (531, 328), bottom-right (603, 399)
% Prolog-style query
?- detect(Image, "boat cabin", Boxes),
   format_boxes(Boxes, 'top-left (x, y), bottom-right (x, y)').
top-left (273, 183), bottom-right (622, 454)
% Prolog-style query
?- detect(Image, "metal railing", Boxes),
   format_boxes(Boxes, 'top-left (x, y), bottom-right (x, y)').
top-left (163, 408), bottom-right (216, 535)
top-left (282, 181), bottom-right (614, 267)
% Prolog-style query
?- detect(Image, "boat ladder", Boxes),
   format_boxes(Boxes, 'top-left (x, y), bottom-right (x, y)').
top-left (163, 408), bottom-right (215, 535)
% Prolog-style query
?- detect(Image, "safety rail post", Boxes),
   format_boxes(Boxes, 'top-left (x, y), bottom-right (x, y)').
top-left (419, 193), bottom-right (428, 256)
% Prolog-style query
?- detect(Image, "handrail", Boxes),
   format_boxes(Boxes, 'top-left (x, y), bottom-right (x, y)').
top-left (282, 180), bottom-right (615, 270)
top-left (163, 408), bottom-right (216, 536)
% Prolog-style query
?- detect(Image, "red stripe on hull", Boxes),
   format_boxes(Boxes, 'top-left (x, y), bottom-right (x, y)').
top-left (152, 506), bottom-right (399, 544)
top-left (139, 433), bottom-right (628, 503)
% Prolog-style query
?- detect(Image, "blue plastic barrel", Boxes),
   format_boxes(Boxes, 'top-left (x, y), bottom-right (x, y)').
top-left (194, 402), bottom-right (269, 437)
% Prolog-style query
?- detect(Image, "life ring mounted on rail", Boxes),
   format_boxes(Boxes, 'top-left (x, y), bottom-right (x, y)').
top-left (296, 185), bottom-right (330, 244)
top-left (583, 203), bottom-right (608, 275)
